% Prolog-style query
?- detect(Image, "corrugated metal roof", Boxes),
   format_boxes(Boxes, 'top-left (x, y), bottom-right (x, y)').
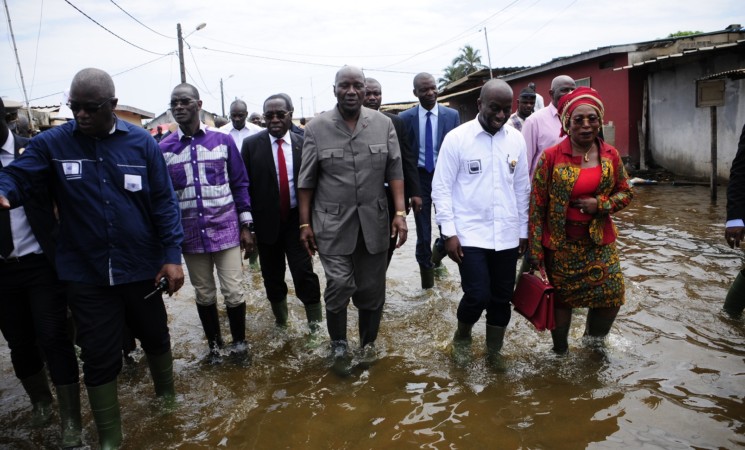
top-left (698, 68), bottom-right (745, 80)
top-left (613, 39), bottom-right (745, 71)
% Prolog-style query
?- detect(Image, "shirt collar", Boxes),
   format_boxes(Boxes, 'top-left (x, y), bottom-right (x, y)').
top-left (548, 102), bottom-right (558, 117)
top-left (419, 104), bottom-right (438, 118)
top-left (177, 122), bottom-right (207, 140)
top-left (270, 130), bottom-right (291, 146)
top-left (1, 128), bottom-right (14, 155)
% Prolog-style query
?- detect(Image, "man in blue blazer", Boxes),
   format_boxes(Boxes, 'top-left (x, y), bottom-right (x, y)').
top-left (399, 73), bottom-right (460, 288)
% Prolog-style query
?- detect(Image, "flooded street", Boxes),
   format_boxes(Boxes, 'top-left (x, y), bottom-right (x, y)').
top-left (1, 184), bottom-right (744, 449)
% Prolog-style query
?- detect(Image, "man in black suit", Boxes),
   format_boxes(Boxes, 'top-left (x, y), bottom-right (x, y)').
top-left (363, 78), bottom-right (421, 266)
top-left (241, 94), bottom-right (322, 331)
top-left (0, 98), bottom-right (81, 447)
top-left (724, 122), bottom-right (745, 316)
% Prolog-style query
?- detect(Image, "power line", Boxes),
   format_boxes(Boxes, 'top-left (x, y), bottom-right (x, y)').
top-left (62, 0), bottom-right (169, 56)
top-left (109, 0), bottom-right (173, 39)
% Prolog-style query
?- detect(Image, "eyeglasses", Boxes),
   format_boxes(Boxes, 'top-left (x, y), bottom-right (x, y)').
top-left (169, 98), bottom-right (196, 109)
top-left (571, 115), bottom-right (600, 126)
top-left (263, 110), bottom-right (290, 120)
top-left (67, 97), bottom-right (115, 114)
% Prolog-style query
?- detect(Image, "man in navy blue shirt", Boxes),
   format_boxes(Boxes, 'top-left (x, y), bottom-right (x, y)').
top-left (0, 68), bottom-right (184, 449)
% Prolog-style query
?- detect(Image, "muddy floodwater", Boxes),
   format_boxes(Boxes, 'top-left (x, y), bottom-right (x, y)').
top-left (1, 184), bottom-right (744, 449)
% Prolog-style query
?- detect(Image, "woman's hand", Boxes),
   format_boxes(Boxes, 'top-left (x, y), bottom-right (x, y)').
top-left (571, 196), bottom-right (598, 215)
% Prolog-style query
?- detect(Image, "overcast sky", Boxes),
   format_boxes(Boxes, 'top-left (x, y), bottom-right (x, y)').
top-left (2, 0), bottom-right (742, 120)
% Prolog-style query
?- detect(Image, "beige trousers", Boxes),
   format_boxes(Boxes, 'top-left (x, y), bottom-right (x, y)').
top-left (183, 246), bottom-right (245, 307)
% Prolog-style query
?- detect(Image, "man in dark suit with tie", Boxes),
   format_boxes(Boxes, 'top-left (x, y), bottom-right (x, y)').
top-left (399, 72), bottom-right (461, 288)
top-left (241, 94), bottom-right (322, 331)
top-left (363, 78), bottom-right (421, 266)
top-left (0, 98), bottom-right (82, 447)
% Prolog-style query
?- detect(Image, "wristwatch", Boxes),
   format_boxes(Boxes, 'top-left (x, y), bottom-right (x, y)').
top-left (241, 222), bottom-right (255, 233)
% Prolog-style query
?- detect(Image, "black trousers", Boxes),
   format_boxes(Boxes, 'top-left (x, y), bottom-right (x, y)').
top-left (0, 254), bottom-right (79, 385)
top-left (67, 280), bottom-right (170, 387)
top-left (257, 210), bottom-right (321, 306)
top-left (456, 246), bottom-right (519, 327)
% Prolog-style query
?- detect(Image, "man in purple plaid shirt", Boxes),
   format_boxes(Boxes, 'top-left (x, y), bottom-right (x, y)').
top-left (160, 83), bottom-right (255, 363)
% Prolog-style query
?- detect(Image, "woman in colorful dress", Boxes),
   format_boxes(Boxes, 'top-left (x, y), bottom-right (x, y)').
top-left (528, 86), bottom-right (633, 353)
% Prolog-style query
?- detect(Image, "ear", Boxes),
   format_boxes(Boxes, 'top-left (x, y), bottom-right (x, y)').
top-left (476, 98), bottom-right (482, 110)
top-left (197, 100), bottom-right (203, 109)
top-left (110, 97), bottom-right (119, 109)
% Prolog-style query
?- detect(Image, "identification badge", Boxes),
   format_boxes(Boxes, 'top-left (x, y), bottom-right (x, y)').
top-left (61, 160), bottom-right (82, 179)
top-left (124, 174), bottom-right (142, 192)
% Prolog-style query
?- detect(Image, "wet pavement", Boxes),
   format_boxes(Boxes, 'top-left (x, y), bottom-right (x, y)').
top-left (1, 184), bottom-right (743, 449)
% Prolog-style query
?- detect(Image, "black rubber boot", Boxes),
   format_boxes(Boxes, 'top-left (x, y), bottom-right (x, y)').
top-left (146, 350), bottom-right (175, 401)
top-left (724, 270), bottom-right (745, 317)
top-left (270, 298), bottom-right (289, 327)
top-left (55, 383), bottom-right (82, 448)
top-left (420, 266), bottom-right (435, 289)
top-left (226, 303), bottom-right (247, 344)
top-left (359, 307), bottom-right (383, 348)
top-left (304, 302), bottom-right (324, 334)
top-left (326, 309), bottom-right (351, 377)
top-left (485, 324), bottom-right (507, 370)
top-left (431, 238), bottom-right (446, 267)
top-left (585, 309), bottom-right (616, 338)
top-left (196, 303), bottom-right (224, 363)
top-left (20, 368), bottom-right (54, 427)
top-left (86, 380), bottom-right (122, 450)
top-left (550, 326), bottom-right (571, 354)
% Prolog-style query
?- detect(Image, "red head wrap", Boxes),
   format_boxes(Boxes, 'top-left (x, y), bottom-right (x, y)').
top-left (557, 86), bottom-right (604, 136)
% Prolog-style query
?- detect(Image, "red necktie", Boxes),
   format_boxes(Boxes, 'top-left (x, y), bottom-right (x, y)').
top-left (277, 139), bottom-right (290, 222)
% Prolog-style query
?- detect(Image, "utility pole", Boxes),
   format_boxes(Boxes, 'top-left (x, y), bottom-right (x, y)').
top-left (4, 0), bottom-right (33, 131)
top-left (220, 78), bottom-right (225, 117)
top-left (482, 28), bottom-right (494, 79)
top-left (177, 23), bottom-right (186, 83)
top-left (300, 97), bottom-right (304, 118)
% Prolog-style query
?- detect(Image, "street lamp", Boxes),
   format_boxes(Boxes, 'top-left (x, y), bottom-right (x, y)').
top-left (220, 75), bottom-right (234, 117)
top-left (177, 22), bottom-right (207, 83)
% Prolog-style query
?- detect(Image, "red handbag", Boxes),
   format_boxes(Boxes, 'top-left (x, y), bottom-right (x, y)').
top-left (513, 266), bottom-right (555, 331)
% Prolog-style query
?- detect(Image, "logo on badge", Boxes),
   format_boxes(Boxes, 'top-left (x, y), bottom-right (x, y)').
top-left (467, 159), bottom-right (482, 174)
top-left (61, 161), bottom-right (82, 180)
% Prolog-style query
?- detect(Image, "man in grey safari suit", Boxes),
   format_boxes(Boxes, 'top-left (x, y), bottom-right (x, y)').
top-left (298, 66), bottom-right (407, 374)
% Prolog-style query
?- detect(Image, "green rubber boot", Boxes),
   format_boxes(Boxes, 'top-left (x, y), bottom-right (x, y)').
top-left (20, 368), bottom-right (53, 427)
top-left (270, 298), bottom-right (289, 327)
top-left (86, 380), bottom-right (122, 450)
top-left (452, 321), bottom-right (474, 366)
top-left (724, 270), bottom-right (745, 317)
top-left (55, 383), bottom-right (82, 448)
top-left (146, 350), bottom-right (176, 401)
top-left (305, 302), bottom-right (324, 333)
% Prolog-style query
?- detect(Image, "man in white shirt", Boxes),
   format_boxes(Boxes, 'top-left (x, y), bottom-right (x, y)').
top-left (528, 82), bottom-right (545, 111)
top-left (220, 99), bottom-right (262, 149)
top-left (432, 79), bottom-right (530, 363)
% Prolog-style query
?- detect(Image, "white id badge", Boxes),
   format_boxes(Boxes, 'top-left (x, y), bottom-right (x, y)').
top-left (124, 174), bottom-right (142, 192)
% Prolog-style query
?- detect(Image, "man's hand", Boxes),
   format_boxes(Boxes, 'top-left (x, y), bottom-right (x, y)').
top-left (725, 226), bottom-right (745, 249)
top-left (155, 263), bottom-right (184, 295)
top-left (300, 226), bottom-right (317, 256)
top-left (240, 228), bottom-right (256, 258)
top-left (445, 236), bottom-right (464, 264)
top-left (0, 195), bottom-right (10, 209)
top-left (410, 196), bottom-right (423, 215)
top-left (518, 238), bottom-right (528, 255)
top-left (391, 216), bottom-right (408, 248)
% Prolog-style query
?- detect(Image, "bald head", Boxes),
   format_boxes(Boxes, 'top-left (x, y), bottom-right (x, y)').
top-left (171, 83), bottom-right (200, 100)
top-left (478, 79), bottom-right (513, 135)
top-left (70, 68), bottom-right (115, 98)
top-left (335, 66), bottom-right (365, 84)
top-left (549, 75), bottom-right (576, 106)
top-left (479, 79), bottom-right (512, 102)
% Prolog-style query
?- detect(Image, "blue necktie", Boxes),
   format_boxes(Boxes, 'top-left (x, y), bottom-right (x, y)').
top-left (424, 111), bottom-right (434, 173)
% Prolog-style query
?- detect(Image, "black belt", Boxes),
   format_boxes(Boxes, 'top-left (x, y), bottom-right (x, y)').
top-left (0, 253), bottom-right (46, 264)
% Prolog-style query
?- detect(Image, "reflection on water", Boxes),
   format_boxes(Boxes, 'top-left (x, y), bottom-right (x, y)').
top-left (1, 185), bottom-right (744, 449)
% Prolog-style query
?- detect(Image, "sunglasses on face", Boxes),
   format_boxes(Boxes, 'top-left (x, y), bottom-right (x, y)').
top-left (169, 98), bottom-right (196, 109)
top-left (263, 110), bottom-right (289, 120)
top-left (571, 115), bottom-right (600, 126)
top-left (67, 97), bottom-right (115, 114)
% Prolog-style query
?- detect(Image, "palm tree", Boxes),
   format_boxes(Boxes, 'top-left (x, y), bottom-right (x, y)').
top-left (452, 45), bottom-right (485, 75)
top-left (438, 64), bottom-right (467, 89)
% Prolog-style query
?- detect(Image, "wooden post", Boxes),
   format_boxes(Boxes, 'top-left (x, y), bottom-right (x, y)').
top-left (640, 80), bottom-right (648, 170)
top-left (710, 105), bottom-right (717, 201)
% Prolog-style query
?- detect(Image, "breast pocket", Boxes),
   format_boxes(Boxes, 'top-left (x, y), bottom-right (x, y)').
top-left (369, 144), bottom-right (388, 170)
top-left (320, 148), bottom-right (345, 170)
top-left (117, 161), bottom-right (149, 194)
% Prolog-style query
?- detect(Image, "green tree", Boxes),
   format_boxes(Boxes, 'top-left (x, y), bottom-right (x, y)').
top-left (452, 44), bottom-right (485, 74)
top-left (667, 30), bottom-right (704, 38)
top-left (438, 64), bottom-right (467, 89)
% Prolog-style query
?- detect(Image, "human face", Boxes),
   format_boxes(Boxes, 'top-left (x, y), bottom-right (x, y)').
top-left (413, 76), bottom-right (438, 110)
top-left (334, 69), bottom-right (365, 118)
top-left (229, 104), bottom-right (247, 130)
top-left (477, 87), bottom-right (512, 135)
top-left (568, 104), bottom-right (601, 148)
top-left (170, 86), bottom-right (201, 130)
top-left (68, 85), bottom-right (117, 138)
top-left (550, 79), bottom-right (576, 106)
top-left (517, 96), bottom-right (536, 118)
top-left (263, 98), bottom-right (292, 139)
top-left (249, 113), bottom-right (263, 126)
top-left (363, 81), bottom-right (382, 111)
